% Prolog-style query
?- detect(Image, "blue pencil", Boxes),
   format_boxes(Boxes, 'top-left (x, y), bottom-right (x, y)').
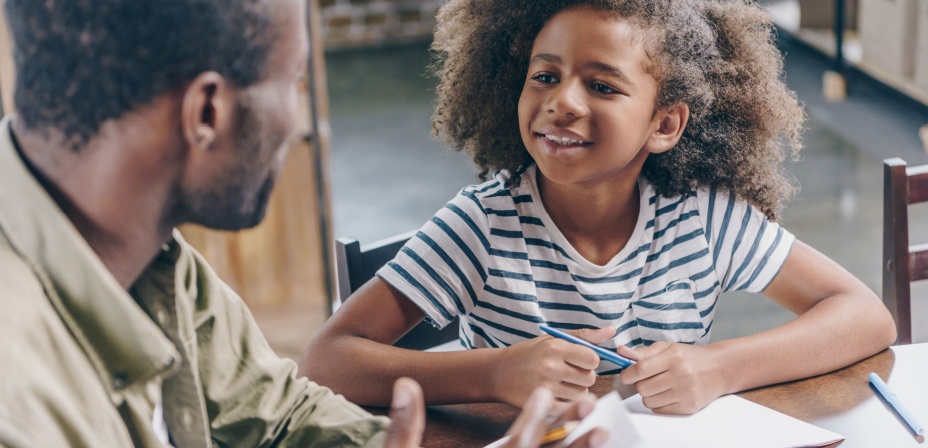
top-left (869, 372), bottom-right (926, 437)
top-left (539, 325), bottom-right (636, 369)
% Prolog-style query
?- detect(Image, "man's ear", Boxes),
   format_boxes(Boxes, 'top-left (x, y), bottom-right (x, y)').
top-left (645, 102), bottom-right (690, 154)
top-left (181, 71), bottom-right (232, 150)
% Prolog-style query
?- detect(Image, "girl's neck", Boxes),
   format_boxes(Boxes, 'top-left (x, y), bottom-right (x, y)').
top-left (536, 169), bottom-right (640, 266)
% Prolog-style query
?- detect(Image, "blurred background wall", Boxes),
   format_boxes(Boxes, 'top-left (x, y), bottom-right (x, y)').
top-left (318, 0), bottom-right (441, 49)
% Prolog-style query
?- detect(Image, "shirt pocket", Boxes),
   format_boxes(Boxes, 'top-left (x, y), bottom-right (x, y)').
top-left (631, 279), bottom-right (705, 345)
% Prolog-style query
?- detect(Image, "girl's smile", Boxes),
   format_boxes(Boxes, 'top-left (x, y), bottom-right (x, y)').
top-left (534, 126), bottom-right (593, 158)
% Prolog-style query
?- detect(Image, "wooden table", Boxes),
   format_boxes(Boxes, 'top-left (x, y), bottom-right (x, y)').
top-left (416, 343), bottom-right (928, 447)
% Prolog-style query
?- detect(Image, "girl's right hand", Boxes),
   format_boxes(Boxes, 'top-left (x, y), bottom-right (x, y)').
top-left (490, 327), bottom-right (616, 411)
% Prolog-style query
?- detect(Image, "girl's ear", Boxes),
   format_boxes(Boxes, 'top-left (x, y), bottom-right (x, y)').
top-left (645, 102), bottom-right (690, 154)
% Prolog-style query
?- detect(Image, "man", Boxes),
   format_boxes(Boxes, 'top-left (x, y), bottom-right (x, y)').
top-left (0, 0), bottom-right (605, 446)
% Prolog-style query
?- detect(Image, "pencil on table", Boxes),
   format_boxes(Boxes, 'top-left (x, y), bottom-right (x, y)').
top-left (540, 421), bottom-right (580, 445)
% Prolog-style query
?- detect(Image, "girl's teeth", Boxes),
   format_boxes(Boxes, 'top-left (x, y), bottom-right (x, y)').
top-left (545, 134), bottom-right (584, 145)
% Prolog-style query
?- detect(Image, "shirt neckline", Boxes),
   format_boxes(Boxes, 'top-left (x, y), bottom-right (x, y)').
top-left (522, 165), bottom-right (652, 274)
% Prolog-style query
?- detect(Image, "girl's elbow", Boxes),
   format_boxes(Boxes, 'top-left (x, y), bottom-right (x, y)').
top-left (854, 289), bottom-right (896, 349)
top-left (299, 332), bottom-right (343, 380)
top-left (877, 311), bottom-right (898, 347)
top-left (298, 341), bottom-right (324, 379)
top-left (867, 295), bottom-right (897, 348)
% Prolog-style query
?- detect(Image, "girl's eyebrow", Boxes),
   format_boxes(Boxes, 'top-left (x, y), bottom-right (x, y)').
top-left (529, 53), bottom-right (562, 65)
top-left (528, 53), bottom-right (634, 87)
top-left (583, 61), bottom-right (634, 87)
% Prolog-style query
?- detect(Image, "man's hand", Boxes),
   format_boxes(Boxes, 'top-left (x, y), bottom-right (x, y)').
top-left (383, 378), bottom-right (425, 448)
top-left (617, 342), bottom-right (727, 414)
top-left (383, 378), bottom-right (608, 448)
top-left (500, 388), bottom-right (608, 448)
top-left (491, 327), bottom-right (615, 412)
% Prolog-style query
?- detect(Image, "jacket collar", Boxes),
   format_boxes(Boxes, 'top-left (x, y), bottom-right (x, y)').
top-left (0, 116), bottom-right (180, 398)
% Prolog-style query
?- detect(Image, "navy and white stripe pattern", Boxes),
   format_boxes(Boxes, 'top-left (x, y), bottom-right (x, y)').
top-left (378, 165), bottom-right (794, 372)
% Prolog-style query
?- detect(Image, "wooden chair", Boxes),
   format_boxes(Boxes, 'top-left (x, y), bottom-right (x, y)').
top-left (883, 158), bottom-right (928, 345)
top-left (334, 231), bottom-right (460, 351)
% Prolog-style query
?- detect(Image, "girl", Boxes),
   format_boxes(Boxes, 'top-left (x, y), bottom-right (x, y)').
top-left (301, 0), bottom-right (896, 414)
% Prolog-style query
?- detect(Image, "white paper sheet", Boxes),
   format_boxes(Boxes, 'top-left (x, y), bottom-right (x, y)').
top-left (622, 394), bottom-right (843, 448)
top-left (485, 392), bottom-right (843, 448)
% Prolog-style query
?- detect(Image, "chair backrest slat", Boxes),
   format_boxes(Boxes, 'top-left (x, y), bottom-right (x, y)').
top-left (359, 231), bottom-right (416, 286)
top-left (334, 231), bottom-right (459, 351)
top-left (910, 245), bottom-right (928, 282)
top-left (335, 238), bottom-right (363, 303)
top-left (907, 167), bottom-right (928, 204)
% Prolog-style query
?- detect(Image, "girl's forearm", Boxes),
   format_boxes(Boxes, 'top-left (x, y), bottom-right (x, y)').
top-left (302, 333), bottom-right (504, 407)
top-left (709, 291), bottom-right (895, 395)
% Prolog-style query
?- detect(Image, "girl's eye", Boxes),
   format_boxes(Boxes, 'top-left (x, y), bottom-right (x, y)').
top-left (531, 73), bottom-right (557, 84)
top-left (592, 83), bottom-right (617, 94)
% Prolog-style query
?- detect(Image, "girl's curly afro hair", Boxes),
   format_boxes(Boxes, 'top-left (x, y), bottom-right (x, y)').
top-left (430, 0), bottom-right (805, 220)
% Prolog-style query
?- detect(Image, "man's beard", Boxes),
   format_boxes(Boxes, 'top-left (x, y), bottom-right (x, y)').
top-left (182, 95), bottom-right (282, 231)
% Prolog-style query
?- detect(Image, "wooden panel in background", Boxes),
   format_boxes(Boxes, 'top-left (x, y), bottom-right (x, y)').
top-left (178, 129), bottom-right (326, 310)
top-left (180, 0), bottom-right (335, 359)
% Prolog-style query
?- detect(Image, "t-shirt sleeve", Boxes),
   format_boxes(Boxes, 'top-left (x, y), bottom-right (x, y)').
top-left (697, 188), bottom-right (795, 293)
top-left (376, 188), bottom-right (490, 329)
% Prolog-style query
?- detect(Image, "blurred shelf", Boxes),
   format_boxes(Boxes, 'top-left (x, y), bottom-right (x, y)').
top-left (765, 0), bottom-right (928, 110)
top-left (765, 0), bottom-right (862, 64)
top-left (855, 60), bottom-right (928, 108)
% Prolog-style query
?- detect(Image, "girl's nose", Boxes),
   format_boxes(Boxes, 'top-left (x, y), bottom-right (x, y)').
top-left (546, 79), bottom-right (589, 118)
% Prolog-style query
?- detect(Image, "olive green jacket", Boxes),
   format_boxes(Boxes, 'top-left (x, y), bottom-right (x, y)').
top-left (0, 116), bottom-right (389, 447)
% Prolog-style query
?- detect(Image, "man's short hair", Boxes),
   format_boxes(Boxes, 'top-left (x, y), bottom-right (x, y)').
top-left (5, 0), bottom-right (276, 147)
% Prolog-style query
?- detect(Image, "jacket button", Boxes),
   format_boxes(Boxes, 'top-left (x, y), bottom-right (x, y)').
top-left (181, 408), bottom-right (195, 429)
top-left (113, 373), bottom-right (128, 389)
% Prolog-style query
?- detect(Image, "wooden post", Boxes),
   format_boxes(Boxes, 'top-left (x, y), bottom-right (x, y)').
top-left (920, 124), bottom-right (928, 154)
top-left (823, 0), bottom-right (848, 102)
top-left (0, 0), bottom-right (15, 114)
top-left (306, 0), bottom-right (337, 315)
top-left (883, 159), bottom-right (912, 345)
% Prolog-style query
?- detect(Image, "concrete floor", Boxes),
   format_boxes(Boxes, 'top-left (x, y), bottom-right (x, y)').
top-left (317, 35), bottom-right (928, 351)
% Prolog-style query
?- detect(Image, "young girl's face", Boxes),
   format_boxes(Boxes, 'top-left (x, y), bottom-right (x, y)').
top-left (518, 6), bottom-right (664, 187)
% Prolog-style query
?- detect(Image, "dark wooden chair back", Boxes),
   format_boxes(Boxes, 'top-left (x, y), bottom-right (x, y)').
top-left (335, 231), bottom-right (459, 350)
top-left (883, 158), bottom-right (928, 345)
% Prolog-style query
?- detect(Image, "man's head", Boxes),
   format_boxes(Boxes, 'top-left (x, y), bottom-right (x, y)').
top-left (5, 0), bottom-right (309, 230)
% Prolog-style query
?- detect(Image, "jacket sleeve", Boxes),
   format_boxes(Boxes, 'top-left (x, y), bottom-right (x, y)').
top-left (184, 247), bottom-right (390, 448)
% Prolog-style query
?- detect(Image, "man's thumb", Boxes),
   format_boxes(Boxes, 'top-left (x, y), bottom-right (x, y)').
top-left (383, 378), bottom-right (425, 448)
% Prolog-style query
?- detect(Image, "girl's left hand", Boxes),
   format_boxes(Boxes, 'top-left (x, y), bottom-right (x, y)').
top-left (616, 342), bottom-right (728, 415)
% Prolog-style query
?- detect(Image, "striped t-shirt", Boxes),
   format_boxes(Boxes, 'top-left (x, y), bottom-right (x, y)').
top-left (377, 165), bottom-right (794, 372)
